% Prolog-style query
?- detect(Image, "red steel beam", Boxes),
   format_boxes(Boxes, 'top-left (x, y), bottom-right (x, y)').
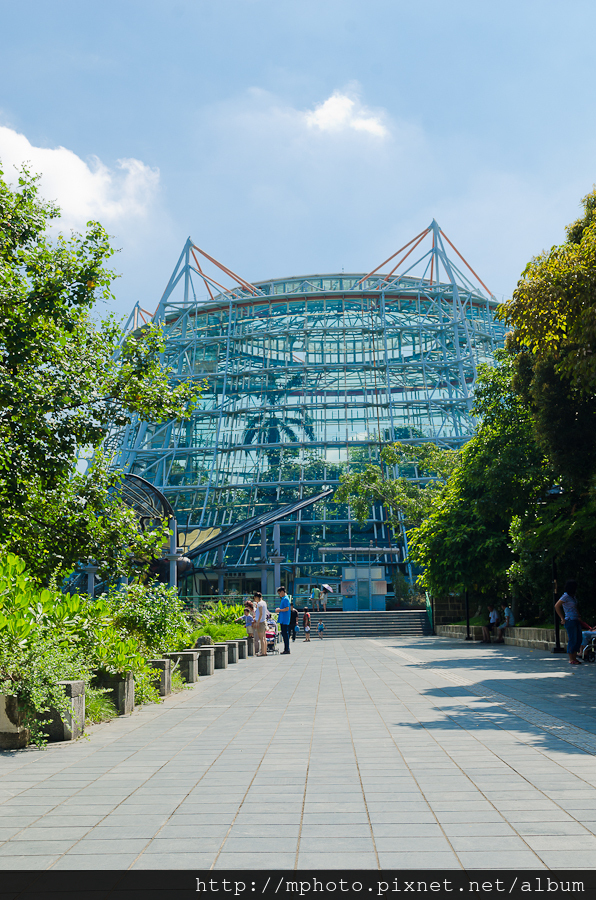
top-left (191, 249), bottom-right (215, 301)
top-left (386, 230), bottom-right (430, 278)
top-left (355, 227), bottom-right (430, 286)
top-left (439, 229), bottom-right (492, 296)
top-left (192, 244), bottom-right (259, 295)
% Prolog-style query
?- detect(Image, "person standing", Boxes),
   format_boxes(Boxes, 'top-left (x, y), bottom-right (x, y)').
top-left (310, 585), bottom-right (320, 612)
top-left (254, 592), bottom-right (268, 657)
top-left (317, 620), bottom-right (325, 640)
top-left (320, 588), bottom-right (328, 612)
top-left (290, 601), bottom-right (299, 642)
top-left (276, 586), bottom-right (291, 655)
top-left (481, 604), bottom-right (497, 643)
top-left (303, 608), bottom-right (311, 642)
top-left (555, 580), bottom-right (583, 665)
top-left (236, 602), bottom-right (254, 638)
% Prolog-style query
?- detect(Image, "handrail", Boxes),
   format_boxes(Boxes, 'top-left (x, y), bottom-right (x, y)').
top-left (425, 591), bottom-right (433, 631)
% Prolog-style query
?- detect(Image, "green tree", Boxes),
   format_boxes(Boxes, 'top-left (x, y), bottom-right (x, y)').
top-left (0, 166), bottom-right (202, 578)
top-left (499, 187), bottom-right (596, 395)
top-left (408, 353), bottom-right (550, 597)
top-left (335, 440), bottom-right (458, 534)
top-left (496, 189), bottom-right (596, 619)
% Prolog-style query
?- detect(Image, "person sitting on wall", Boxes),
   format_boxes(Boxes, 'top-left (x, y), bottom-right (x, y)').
top-left (495, 603), bottom-right (514, 643)
top-left (481, 605), bottom-right (498, 643)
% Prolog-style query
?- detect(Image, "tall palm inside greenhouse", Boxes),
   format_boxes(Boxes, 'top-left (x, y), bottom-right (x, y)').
top-left (243, 372), bottom-right (315, 465)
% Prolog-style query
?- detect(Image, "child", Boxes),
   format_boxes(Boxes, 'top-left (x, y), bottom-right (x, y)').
top-left (317, 620), bottom-right (325, 640)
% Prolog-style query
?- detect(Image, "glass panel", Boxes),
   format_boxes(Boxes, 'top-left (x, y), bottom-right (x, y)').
top-left (357, 580), bottom-right (370, 611)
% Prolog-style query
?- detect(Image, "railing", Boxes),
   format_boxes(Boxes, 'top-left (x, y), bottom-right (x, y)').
top-left (425, 592), bottom-right (433, 631)
top-left (182, 594), bottom-right (343, 612)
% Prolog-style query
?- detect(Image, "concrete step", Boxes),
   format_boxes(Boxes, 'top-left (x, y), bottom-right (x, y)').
top-left (299, 610), bottom-right (432, 638)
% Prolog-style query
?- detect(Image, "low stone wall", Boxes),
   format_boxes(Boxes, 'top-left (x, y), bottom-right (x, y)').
top-left (436, 624), bottom-right (484, 641)
top-left (436, 624), bottom-right (567, 652)
top-left (433, 595), bottom-right (467, 626)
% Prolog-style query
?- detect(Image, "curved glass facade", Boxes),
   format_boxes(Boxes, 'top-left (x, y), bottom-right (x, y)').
top-left (106, 223), bottom-right (505, 601)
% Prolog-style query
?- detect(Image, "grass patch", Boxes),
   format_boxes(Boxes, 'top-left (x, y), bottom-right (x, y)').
top-left (171, 668), bottom-right (190, 693)
top-left (85, 686), bottom-right (117, 725)
top-left (193, 622), bottom-right (247, 643)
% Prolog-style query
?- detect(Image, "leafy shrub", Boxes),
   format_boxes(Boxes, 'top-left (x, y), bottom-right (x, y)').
top-left (0, 554), bottom-right (92, 745)
top-left (107, 581), bottom-right (194, 654)
top-left (171, 667), bottom-right (188, 693)
top-left (134, 670), bottom-right (161, 705)
top-left (0, 553), bottom-right (176, 744)
top-left (196, 600), bottom-right (245, 626)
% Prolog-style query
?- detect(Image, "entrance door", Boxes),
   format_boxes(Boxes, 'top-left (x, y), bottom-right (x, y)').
top-left (357, 577), bottom-right (370, 610)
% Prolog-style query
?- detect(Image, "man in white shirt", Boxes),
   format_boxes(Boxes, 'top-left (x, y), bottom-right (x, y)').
top-left (254, 592), bottom-right (268, 657)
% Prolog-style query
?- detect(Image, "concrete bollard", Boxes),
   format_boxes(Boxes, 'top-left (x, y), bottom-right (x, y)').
top-left (225, 641), bottom-right (239, 664)
top-left (93, 671), bottom-right (134, 715)
top-left (0, 695), bottom-right (29, 749)
top-left (195, 646), bottom-right (215, 676)
top-left (165, 651), bottom-right (198, 683)
top-left (247, 635), bottom-right (255, 657)
top-left (237, 639), bottom-right (247, 660)
top-left (149, 659), bottom-right (172, 697)
top-left (213, 643), bottom-right (228, 669)
top-left (43, 681), bottom-right (85, 742)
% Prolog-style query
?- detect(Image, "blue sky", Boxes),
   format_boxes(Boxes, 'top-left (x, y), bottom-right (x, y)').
top-left (1, 0), bottom-right (595, 317)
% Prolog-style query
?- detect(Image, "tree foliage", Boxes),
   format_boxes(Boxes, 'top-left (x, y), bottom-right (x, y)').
top-left (408, 353), bottom-right (550, 597)
top-left (334, 441), bottom-right (458, 532)
top-left (0, 166), bottom-right (203, 577)
top-left (499, 187), bottom-right (596, 395)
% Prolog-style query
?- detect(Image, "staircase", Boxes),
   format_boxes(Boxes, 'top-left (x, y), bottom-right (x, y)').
top-left (303, 610), bottom-right (432, 639)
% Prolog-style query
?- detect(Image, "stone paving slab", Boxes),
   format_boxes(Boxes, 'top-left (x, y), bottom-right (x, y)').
top-left (0, 635), bottom-right (595, 870)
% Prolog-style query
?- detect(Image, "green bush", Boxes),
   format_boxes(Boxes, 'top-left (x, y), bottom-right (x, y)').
top-left (108, 581), bottom-right (194, 654)
top-left (171, 667), bottom-right (188, 693)
top-left (196, 600), bottom-right (245, 626)
top-left (0, 553), bottom-right (179, 745)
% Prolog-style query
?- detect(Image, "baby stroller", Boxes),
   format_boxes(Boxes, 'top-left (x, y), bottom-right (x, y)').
top-left (266, 619), bottom-right (280, 654)
top-left (579, 631), bottom-right (596, 662)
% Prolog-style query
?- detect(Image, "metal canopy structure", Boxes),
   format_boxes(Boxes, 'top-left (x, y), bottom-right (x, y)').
top-left (115, 473), bottom-right (175, 526)
top-left (104, 222), bottom-right (505, 590)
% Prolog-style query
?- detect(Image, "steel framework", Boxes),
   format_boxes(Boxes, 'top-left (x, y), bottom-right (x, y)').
top-left (104, 221), bottom-right (505, 592)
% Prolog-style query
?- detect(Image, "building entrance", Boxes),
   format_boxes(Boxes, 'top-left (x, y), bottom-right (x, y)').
top-left (341, 566), bottom-right (387, 611)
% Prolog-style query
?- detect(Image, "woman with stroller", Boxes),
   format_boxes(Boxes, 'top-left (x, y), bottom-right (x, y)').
top-left (554, 579), bottom-right (583, 666)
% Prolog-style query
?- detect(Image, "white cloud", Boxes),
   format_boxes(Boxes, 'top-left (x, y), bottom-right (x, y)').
top-left (0, 124), bottom-right (159, 232)
top-left (304, 91), bottom-right (388, 138)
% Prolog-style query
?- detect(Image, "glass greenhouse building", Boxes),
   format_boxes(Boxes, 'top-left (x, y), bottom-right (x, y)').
top-left (106, 222), bottom-right (506, 608)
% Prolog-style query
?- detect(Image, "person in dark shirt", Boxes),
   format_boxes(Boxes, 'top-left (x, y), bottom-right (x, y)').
top-left (290, 601), bottom-right (299, 642)
top-left (303, 608), bottom-right (311, 642)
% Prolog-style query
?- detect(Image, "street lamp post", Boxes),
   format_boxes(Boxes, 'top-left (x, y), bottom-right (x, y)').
top-left (465, 589), bottom-right (472, 640)
top-left (552, 556), bottom-right (565, 654)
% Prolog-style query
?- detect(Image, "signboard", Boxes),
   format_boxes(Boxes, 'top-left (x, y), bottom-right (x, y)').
top-left (340, 582), bottom-right (356, 596)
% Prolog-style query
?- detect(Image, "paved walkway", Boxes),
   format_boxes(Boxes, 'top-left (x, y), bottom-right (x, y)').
top-left (1, 636), bottom-right (596, 871)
